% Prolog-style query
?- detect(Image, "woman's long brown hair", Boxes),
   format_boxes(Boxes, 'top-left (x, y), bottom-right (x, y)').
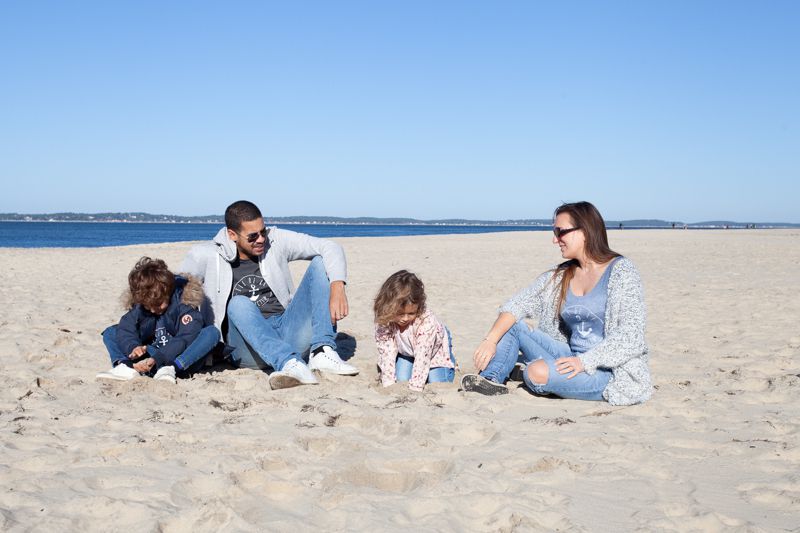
top-left (553, 202), bottom-right (620, 312)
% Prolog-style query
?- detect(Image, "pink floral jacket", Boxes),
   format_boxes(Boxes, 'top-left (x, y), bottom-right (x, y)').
top-left (375, 308), bottom-right (455, 391)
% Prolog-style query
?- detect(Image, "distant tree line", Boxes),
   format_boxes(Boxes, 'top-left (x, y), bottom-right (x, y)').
top-left (0, 212), bottom-right (795, 228)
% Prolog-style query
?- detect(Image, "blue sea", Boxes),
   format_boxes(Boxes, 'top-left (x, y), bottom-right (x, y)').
top-left (0, 221), bottom-right (550, 248)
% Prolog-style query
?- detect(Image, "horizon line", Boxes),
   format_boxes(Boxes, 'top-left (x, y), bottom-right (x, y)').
top-left (0, 211), bottom-right (798, 227)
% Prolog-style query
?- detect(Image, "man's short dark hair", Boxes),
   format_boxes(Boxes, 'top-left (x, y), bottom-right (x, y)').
top-left (225, 200), bottom-right (262, 231)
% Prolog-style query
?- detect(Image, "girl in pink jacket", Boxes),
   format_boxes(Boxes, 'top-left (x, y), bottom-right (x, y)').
top-left (374, 270), bottom-right (456, 391)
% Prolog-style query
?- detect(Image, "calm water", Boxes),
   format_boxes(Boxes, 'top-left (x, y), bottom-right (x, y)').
top-left (0, 222), bottom-right (550, 248)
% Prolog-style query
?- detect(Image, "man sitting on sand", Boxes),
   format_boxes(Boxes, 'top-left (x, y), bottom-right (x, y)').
top-left (180, 200), bottom-right (358, 389)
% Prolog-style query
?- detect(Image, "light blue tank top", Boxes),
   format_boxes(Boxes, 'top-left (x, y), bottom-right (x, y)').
top-left (560, 257), bottom-right (621, 354)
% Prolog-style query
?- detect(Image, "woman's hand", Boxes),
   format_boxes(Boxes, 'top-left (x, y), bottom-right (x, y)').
top-left (473, 313), bottom-right (517, 372)
top-left (555, 356), bottom-right (584, 379)
top-left (133, 357), bottom-right (156, 373)
top-left (473, 339), bottom-right (497, 372)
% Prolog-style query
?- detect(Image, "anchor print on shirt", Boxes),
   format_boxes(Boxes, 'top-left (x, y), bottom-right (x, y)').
top-left (152, 326), bottom-right (172, 348)
top-left (576, 320), bottom-right (593, 338)
top-left (233, 274), bottom-right (272, 308)
top-left (563, 304), bottom-right (604, 351)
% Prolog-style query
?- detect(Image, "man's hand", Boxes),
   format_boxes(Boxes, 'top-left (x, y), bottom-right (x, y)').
top-left (329, 280), bottom-right (349, 325)
top-left (133, 357), bottom-right (156, 373)
top-left (129, 345), bottom-right (148, 359)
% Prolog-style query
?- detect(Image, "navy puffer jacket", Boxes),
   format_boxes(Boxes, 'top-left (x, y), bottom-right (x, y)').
top-left (116, 275), bottom-right (206, 368)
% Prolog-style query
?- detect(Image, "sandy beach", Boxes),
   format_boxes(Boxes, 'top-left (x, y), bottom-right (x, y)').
top-left (1, 229), bottom-right (798, 532)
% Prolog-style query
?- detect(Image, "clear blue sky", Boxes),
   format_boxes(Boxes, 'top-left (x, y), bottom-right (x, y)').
top-left (1, 1), bottom-right (798, 222)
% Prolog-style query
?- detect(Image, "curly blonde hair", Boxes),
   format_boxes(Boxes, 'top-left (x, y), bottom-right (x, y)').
top-left (373, 270), bottom-right (426, 326)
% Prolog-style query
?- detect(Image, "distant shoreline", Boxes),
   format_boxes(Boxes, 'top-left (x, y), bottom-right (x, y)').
top-left (0, 220), bottom-right (794, 229)
top-left (0, 219), bottom-right (547, 227)
top-left (1, 215), bottom-right (797, 229)
top-left (0, 219), bottom-right (796, 229)
top-left (1, 221), bottom-right (797, 249)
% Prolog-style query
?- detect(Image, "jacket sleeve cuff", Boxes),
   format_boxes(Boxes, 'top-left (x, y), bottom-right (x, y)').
top-left (147, 346), bottom-right (173, 369)
top-left (498, 304), bottom-right (524, 321)
top-left (578, 353), bottom-right (598, 374)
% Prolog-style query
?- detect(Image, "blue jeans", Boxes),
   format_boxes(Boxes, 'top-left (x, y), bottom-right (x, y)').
top-left (395, 329), bottom-right (456, 383)
top-left (225, 256), bottom-right (336, 371)
top-left (480, 320), bottom-right (612, 401)
top-left (102, 324), bottom-right (220, 373)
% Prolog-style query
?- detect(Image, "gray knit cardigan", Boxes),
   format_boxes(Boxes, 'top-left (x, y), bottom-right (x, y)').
top-left (499, 257), bottom-right (652, 405)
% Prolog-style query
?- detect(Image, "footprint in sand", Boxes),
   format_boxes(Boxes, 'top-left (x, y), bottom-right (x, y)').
top-left (521, 456), bottom-right (583, 474)
top-left (334, 414), bottom-right (412, 440)
top-left (294, 435), bottom-right (341, 456)
top-left (332, 413), bottom-right (499, 449)
top-left (443, 423), bottom-right (501, 446)
top-left (83, 474), bottom-right (157, 492)
top-left (156, 500), bottom-right (241, 532)
top-left (322, 458), bottom-right (454, 493)
top-left (258, 457), bottom-right (292, 472)
top-left (168, 474), bottom-right (233, 508)
top-left (231, 469), bottom-right (304, 500)
top-left (737, 482), bottom-right (800, 510)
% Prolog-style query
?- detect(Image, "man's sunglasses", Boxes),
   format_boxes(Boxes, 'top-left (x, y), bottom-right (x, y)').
top-left (240, 228), bottom-right (267, 243)
top-left (553, 226), bottom-right (580, 239)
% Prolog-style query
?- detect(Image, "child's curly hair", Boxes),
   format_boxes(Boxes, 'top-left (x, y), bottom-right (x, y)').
top-left (373, 270), bottom-right (426, 326)
top-left (126, 257), bottom-right (174, 310)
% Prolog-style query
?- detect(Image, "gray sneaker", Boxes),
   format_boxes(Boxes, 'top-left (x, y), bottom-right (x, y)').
top-left (460, 374), bottom-right (508, 396)
top-left (269, 359), bottom-right (318, 390)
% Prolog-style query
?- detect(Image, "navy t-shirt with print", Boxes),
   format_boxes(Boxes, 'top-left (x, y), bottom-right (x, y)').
top-left (231, 258), bottom-right (285, 319)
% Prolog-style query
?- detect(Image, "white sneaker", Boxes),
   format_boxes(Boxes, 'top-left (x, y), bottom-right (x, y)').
top-left (153, 365), bottom-right (177, 384)
top-left (96, 363), bottom-right (139, 381)
top-left (269, 359), bottom-right (318, 390)
top-left (308, 346), bottom-right (358, 375)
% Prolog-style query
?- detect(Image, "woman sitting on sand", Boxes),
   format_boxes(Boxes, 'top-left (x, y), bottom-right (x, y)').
top-left (461, 201), bottom-right (652, 405)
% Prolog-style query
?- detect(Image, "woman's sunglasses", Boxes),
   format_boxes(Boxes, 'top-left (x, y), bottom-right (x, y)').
top-left (553, 226), bottom-right (580, 239)
top-left (240, 228), bottom-right (267, 243)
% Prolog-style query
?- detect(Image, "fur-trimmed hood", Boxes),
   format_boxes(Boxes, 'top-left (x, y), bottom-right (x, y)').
top-left (122, 274), bottom-right (204, 310)
top-left (177, 274), bottom-right (204, 308)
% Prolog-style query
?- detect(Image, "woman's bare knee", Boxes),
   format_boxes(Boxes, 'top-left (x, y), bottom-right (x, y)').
top-left (527, 360), bottom-right (549, 384)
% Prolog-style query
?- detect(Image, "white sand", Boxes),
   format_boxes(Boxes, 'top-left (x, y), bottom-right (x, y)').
top-left (1, 229), bottom-right (798, 531)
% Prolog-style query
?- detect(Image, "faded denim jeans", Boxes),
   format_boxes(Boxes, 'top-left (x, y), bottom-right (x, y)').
top-left (481, 320), bottom-right (611, 401)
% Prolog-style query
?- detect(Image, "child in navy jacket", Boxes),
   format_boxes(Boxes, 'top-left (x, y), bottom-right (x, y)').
top-left (96, 257), bottom-right (219, 382)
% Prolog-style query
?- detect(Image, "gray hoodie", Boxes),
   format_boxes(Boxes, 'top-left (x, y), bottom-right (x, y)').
top-left (179, 226), bottom-right (347, 332)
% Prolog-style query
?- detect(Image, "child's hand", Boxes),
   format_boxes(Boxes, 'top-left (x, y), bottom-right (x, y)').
top-left (133, 357), bottom-right (156, 373)
top-left (129, 345), bottom-right (148, 359)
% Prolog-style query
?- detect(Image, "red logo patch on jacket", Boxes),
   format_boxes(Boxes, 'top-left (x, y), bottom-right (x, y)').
top-left (181, 314), bottom-right (193, 325)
